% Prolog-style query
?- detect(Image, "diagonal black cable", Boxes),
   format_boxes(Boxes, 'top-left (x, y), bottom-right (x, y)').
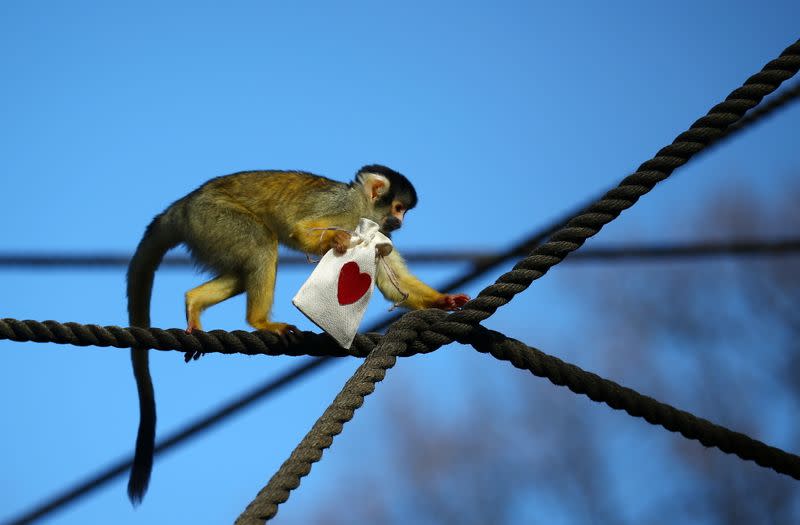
top-left (3, 52), bottom-right (799, 525)
top-left (0, 358), bottom-right (324, 525)
top-left (2, 237), bottom-right (800, 269)
top-left (568, 238), bottom-right (800, 261)
top-left (436, 79), bottom-right (800, 294)
top-left (0, 251), bottom-right (484, 269)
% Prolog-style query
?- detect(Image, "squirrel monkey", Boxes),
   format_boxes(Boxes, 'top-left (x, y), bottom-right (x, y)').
top-left (126, 164), bottom-right (469, 503)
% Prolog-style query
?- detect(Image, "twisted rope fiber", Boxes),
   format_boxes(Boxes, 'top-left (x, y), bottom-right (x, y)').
top-left (0, 318), bottom-right (388, 358)
top-left (454, 46), bottom-right (800, 328)
top-left (0, 318), bottom-right (450, 359)
top-left (725, 79), bottom-right (800, 135)
top-left (236, 40), bottom-right (800, 524)
top-left (438, 82), bottom-right (800, 295)
top-left (6, 237), bottom-right (800, 357)
top-left (464, 325), bottom-right (800, 479)
top-left (235, 310), bottom-right (436, 524)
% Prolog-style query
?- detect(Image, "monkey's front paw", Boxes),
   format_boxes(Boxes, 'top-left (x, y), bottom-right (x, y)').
top-left (331, 231), bottom-right (352, 254)
top-left (432, 293), bottom-right (470, 311)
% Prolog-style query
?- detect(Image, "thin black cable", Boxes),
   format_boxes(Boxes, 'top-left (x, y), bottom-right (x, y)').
top-left (4, 50), bottom-right (799, 525)
top-left (0, 251), bottom-right (483, 269)
top-left (0, 358), bottom-right (325, 525)
top-left (569, 238), bottom-right (800, 261)
top-left (2, 237), bottom-right (800, 269)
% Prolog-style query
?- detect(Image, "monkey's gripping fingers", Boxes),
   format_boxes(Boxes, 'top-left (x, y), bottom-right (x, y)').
top-left (331, 230), bottom-right (352, 254)
top-left (306, 226), bottom-right (354, 255)
top-left (432, 293), bottom-right (470, 311)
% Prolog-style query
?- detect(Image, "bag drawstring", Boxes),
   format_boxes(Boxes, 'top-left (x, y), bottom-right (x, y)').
top-left (377, 254), bottom-right (408, 311)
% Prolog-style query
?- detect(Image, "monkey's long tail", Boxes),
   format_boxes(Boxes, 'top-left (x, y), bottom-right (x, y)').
top-left (126, 212), bottom-right (181, 505)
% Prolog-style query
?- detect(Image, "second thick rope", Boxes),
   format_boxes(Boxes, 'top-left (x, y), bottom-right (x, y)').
top-left (235, 38), bottom-right (800, 524)
top-left (234, 310), bottom-right (443, 525)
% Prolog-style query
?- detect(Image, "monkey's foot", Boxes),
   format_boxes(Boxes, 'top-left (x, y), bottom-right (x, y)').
top-left (184, 324), bottom-right (206, 362)
top-left (256, 321), bottom-right (300, 336)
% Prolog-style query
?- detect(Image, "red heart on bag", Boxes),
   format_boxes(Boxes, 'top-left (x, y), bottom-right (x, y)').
top-left (337, 261), bottom-right (372, 305)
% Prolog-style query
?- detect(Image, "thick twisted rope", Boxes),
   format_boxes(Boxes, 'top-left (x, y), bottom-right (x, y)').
top-left (436, 79), bottom-right (800, 295)
top-left (235, 39), bottom-right (800, 524)
top-left (445, 42), bottom-right (800, 331)
top-left (6, 238), bottom-right (800, 357)
top-left (235, 310), bottom-right (439, 524)
top-left (0, 318), bottom-right (380, 358)
top-left (0, 318), bottom-right (449, 359)
top-left (463, 325), bottom-right (800, 480)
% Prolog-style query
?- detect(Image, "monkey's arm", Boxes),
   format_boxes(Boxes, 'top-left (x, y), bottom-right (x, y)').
top-left (291, 219), bottom-right (352, 255)
top-left (376, 250), bottom-right (469, 310)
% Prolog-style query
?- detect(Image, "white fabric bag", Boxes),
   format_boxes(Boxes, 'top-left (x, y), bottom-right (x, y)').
top-left (292, 218), bottom-right (393, 348)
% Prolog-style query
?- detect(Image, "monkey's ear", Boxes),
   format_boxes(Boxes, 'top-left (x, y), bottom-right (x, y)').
top-left (357, 172), bottom-right (391, 202)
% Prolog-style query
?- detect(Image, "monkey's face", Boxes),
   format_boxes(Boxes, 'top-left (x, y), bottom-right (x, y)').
top-left (355, 164), bottom-right (417, 236)
top-left (379, 198), bottom-right (408, 235)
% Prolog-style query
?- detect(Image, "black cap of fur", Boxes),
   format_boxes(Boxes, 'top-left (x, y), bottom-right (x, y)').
top-left (356, 164), bottom-right (418, 210)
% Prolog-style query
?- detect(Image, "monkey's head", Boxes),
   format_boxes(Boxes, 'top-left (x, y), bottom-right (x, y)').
top-left (355, 164), bottom-right (418, 236)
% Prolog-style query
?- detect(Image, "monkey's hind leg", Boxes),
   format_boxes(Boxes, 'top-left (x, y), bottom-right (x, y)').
top-left (184, 195), bottom-right (296, 336)
top-left (185, 274), bottom-right (243, 333)
top-left (244, 234), bottom-right (298, 336)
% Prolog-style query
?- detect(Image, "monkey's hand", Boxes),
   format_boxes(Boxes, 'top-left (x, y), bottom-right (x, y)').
top-left (331, 231), bottom-right (352, 254)
top-left (431, 293), bottom-right (470, 311)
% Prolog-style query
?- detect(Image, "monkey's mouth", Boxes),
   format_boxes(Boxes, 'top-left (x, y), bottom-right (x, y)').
top-left (382, 217), bottom-right (402, 234)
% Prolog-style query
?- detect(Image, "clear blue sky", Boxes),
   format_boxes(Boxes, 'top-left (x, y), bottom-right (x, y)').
top-left (1, 2), bottom-right (798, 524)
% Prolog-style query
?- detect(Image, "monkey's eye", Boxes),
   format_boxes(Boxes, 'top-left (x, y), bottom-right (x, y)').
top-left (394, 203), bottom-right (405, 213)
